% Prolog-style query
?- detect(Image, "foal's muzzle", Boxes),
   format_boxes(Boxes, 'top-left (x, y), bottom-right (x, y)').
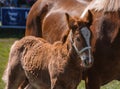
top-left (80, 53), bottom-right (94, 68)
top-left (73, 44), bottom-right (94, 68)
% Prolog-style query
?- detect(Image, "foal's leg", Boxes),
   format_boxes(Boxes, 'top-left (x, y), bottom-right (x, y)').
top-left (4, 51), bottom-right (26, 89)
top-left (6, 63), bottom-right (26, 89)
top-left (24, 84), bottom-right (36, 89)
top-left (18, 78), bottom-right (29, 89)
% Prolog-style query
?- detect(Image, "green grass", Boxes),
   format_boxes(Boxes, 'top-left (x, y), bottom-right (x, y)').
top-left (101, 80), bottom-right (120, 89)
top-left (0, 30), bottom-right (120, 89)
top-left (0, 38), bottom-right (18, 89)
top-left (77, 80), bottom-right (120, 89)
top-left (0, 29), bottom-right (24, 89)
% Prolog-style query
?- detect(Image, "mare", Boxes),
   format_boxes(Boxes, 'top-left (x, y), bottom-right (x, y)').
top-left (25, 0), bottom-right (120, 89)
top-left (25, 0), bottom-right (91, 38)
top-left (24, 0), bottom-right (94, 88)
top-left (79, 0), bottom-right (120, 89)
top-left (2, 13), bottom-right (93, 89)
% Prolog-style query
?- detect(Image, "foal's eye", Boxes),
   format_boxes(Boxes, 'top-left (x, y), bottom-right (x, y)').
top-left (76, 38), bottom-right (80, 41)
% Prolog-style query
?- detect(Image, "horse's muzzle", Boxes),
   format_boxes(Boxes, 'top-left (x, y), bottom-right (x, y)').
top-left (80, 54), bottom-right (94, 68)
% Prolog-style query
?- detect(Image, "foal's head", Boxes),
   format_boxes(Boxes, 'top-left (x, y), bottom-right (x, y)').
top-left (65, 11), bottom-right (94, 68)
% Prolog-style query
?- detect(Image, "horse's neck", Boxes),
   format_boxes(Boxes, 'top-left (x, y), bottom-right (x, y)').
top-left (63, 32), bottom-right (78, 59)
top-left (63, 30), bottom-right (73, 49)
top-left (64, 38), bottom-right (80, 66)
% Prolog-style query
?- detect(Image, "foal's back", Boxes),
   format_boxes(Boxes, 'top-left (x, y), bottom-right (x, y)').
top-left (11, 36), bottom-right (70, 88)
top-left (7, 36), bottom-right (53, 88)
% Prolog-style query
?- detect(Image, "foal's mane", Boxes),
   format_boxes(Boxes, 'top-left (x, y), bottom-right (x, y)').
top-left (81, 0), bottom-right (120, 18)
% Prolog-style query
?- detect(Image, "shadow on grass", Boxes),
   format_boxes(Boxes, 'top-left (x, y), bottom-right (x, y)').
top-left (0, 28), bottom-right (25, 38)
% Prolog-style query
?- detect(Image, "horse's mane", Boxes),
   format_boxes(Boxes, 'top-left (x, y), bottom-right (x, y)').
top-left (76, 0), bottom-right (90, 4)
top-left (81, 0), bottom-right (120, 18)
top-left (89, 0), bottom-right (120, 12)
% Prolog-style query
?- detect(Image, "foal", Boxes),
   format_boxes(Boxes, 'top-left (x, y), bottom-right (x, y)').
top-left (3, 13), bottom-right (93, 89)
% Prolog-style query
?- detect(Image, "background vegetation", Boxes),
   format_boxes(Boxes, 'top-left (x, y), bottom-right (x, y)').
top-left (0, 29), bottom-right (120, 89)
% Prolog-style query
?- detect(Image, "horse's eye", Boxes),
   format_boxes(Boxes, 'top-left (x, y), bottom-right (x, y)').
top-left (76, 38), bottom-right (80, 41)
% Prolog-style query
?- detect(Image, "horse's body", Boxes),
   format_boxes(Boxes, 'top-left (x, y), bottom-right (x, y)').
top-left (25, 0), bottom-right (93, 67)
top-left (3, 36), bottom-right (82, 89)
top-left (25, 0), bottom-right (120, 89)
top-left (25, 0), bottom-right (91, 43)
top-left (80, 0), bottom-right (120, 89)
top-left (25, 0), bottom-right (94, 88)
top-left (3, 13), bottom-right (93, 89)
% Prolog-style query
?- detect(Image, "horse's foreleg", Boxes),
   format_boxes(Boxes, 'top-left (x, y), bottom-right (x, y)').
top-left (24, 84), bottom-right (36, 89)
top-left (18, 78), bottom-right (29, 89)
top-left (6, 63), bottom-right (26, 89)
top-left (85, 70), bottom-right (101, 89)
top-left (3, 53), bottom-right (26, 89)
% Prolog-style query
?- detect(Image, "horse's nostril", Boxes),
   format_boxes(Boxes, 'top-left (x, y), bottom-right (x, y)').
top-left (84, 57), bottom-right (89, 65)
top-left (80, 54), bottom-right (93, 68)
top-left (84, 58), bottom-right (93, 67)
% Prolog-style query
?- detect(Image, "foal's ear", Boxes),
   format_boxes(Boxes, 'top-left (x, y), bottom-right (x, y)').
top-left (61, 30), bottom-right (70, 43)
top-left (65, 13), bottom-right (72, 26)
top-left (65, 13), bottom-right (77, 30)
top-left (82, 10), bottom-right (93, 27)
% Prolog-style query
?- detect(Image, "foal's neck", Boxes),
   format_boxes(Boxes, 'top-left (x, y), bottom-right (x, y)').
top-left (63, 31), bottom-right (79, 60)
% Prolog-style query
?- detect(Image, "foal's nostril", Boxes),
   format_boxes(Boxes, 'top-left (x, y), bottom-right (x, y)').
top-left (84, 57), bottom-right (93, 67)
top-left (84, 57), bottom-right (90, 65)
top-left (80, 54), bottom-right (94, 68)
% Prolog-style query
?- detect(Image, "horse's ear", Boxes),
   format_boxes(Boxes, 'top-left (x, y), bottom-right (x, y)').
top-left (60, 30), bottom-right (70, 43)
top-left (65, 13), bottom-right (77, 30)
top-left (82, 10), bottom-right (93, 27)
top-left (65, 13), bottom-right (72, 26)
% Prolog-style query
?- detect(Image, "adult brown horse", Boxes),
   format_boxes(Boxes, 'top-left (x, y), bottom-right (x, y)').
top-left (80, 0), bottom-right (120, 89)
top-left (25, 0), bottom-right (91, 38)
top-left (25, 0), bottom-right (120, 89)
top-left (25, 0), bottom-right (94, 88)
top-left (2, 13), bottom-right (93, 89)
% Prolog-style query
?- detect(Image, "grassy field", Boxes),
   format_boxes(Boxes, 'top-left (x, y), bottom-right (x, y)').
top-left (0, 29), bottom-right (120, 89)
top-left (0, 29), bottom-right (24, 89)
top-left (0, 38), bottom-right (18, 89)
